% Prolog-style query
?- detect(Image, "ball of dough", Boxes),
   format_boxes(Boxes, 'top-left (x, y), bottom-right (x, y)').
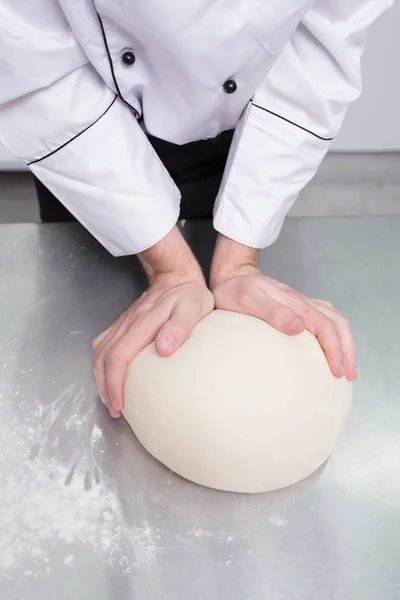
top-left (123, 310), bottom-right (352, 493)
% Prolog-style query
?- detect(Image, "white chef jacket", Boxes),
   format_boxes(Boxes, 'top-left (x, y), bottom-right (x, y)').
top-left (0, 0), bottom-right (394, 256)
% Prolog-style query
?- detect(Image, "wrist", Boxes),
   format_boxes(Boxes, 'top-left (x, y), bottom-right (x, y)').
top-left (210, 234), bottom-right (259, 288)
top-left (138, 225), bottom-right (204, 284)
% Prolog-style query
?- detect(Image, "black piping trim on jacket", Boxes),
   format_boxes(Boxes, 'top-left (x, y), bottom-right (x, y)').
top-left (251, 103), bottom-right (334, 142)
top-left (95, 6), bottom-right (141, 121)
top-left (28, 95), bottom-right (118, 165)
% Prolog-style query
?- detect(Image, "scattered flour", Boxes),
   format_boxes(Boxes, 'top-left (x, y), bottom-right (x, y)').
top-left (1, 373), bottom-right (258, 583)
top-left (0, 443), bottom-right (130, 574)
top-left (90, 424), bottom-right (103, 444)
top-left (268, 515), bottom-right (289, 527)
top-left (190, 529), bottom-right (245, 545)
top-left (0, 382), bottom-right (160, 578)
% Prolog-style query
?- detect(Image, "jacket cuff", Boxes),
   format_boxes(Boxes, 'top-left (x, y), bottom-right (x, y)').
top-left (29, 97), bottom-right (181, 256)
top-left (213, 102), bottom-right (330, 248)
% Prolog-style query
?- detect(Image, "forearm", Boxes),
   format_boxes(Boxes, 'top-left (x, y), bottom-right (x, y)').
top-left (210, 234), bottom-right (259, 287)
top-left (138, 225), bottom-right (204, 283)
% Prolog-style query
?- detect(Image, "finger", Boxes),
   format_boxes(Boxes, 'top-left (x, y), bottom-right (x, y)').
top-left (278, 293), bottom-right (343, 378)
top-left (256, 288), bottom-right (305, 335)
top-left (103, 309), bottom-right (169, 412)
top-left (92, 310), bottom-right (130, 358)
top-left (93, 324), bottom-right (113, 351)
top-left (93, 347), bottom-right (122, 418)
top-left (258, 285), bottom-right (343, 378)
top-left (296, 292), bottom-right (335, 310)
top-left (295, 293), bottom-right (357, 379)
top-left (265, 302), bottom-right (305, 335)
top-left (311, 298), bottom-right (333, 308)
top-left (93, 359), bottom-right (121, 418)
top-left (92, 305), bottom-right (145, 393)
top-left (308, 300), bottom-right (358, 382)
top-left (298, 308), bottom-right (344, 379)
top-left (92, 315), bottom-right (131, 415)
top-left (100, 393), bottom-right (121, 419)
top-left (155, 301), bottom-right (202, 356)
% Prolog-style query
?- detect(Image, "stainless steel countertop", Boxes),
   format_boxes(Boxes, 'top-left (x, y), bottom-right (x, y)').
top-left (0, 218), bottom-right (399, 600)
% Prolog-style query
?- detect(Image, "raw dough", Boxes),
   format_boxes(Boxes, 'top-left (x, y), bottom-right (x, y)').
top-left (123, 310), bottom-right (352, 493)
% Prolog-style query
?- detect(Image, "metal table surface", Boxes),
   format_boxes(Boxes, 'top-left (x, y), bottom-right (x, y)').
top-left (0, 218), bottom-right (399, 600)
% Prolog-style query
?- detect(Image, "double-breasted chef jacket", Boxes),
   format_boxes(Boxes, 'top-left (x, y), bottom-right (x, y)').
top-left (0, 1), bottom-right (394, 256)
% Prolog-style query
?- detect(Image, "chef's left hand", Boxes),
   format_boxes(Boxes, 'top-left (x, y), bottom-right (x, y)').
top-left (210, 235), bottom-right (358, 382)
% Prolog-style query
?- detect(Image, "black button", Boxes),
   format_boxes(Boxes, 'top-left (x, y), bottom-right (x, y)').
top-left (121, 51), bottom-right (136, 66)
top-left (223, 79), bottom-right (237, 94)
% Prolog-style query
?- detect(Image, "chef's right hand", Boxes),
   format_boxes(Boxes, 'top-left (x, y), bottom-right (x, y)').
top-left (92, 226), bottom-right (214, 418)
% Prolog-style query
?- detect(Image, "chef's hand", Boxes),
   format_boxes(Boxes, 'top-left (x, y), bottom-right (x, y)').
top-left (93, 226), bottom-right (214, 418)
top-left (210, 234), bottom-right (358, 382)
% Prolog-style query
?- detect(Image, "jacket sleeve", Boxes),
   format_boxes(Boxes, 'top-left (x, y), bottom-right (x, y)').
top-left (213, 0), bottom-right (395, 248)
top-left (0, 5), bottom-right (180, 257)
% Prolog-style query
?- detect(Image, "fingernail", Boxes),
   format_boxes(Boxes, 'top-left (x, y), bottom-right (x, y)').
top-left (99, 393), bottom-right (106, 406)
top-left (109, 395), bottom-right (119, 413)
top-left (287, 316), bottom-right (304, 332)
top-left (109, 407), bottom-right (120, 419)
top-left (354, 365), bottom-right (359, 379)
top-left (159, 335), bottom-right (175, 353)
top-left (338, 363), bottom-right (344, 376)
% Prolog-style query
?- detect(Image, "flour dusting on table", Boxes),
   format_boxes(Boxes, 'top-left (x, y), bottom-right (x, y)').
top-left (0, 383), bottom-right (159, 577)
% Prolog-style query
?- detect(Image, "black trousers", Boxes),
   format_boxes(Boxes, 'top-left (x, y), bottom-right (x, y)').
top-left (35, 130), bottom-right (234, 222)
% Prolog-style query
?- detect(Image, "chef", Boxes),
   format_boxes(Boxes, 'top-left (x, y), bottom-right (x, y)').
top-left (0, 1), bottom-right (393, 418)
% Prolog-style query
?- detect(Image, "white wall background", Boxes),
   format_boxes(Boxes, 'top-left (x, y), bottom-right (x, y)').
top-left (0, 2), bottom-right (399, 170)
top-left (332, 0), bottom-right (400, 151)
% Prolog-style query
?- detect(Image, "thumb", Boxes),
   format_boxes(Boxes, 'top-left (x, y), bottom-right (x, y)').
top-left (251, 287), bottom-right (306, 336)
top-left (155, 303), bottom-right (199, 357)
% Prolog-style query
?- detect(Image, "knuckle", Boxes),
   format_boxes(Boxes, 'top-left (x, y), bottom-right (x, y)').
top-left (134, 303), bottom-right (151, 318)
top-left (287, 286), bottom-right (301, 297)
top-left (300, 304), bottom-right (314, 319)
top-left (321, 301), bottom-right (333, 309)
top-left (315, 298), bottom-right (333, 308)
top-left (337, 314), bottom-right (351, 329)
